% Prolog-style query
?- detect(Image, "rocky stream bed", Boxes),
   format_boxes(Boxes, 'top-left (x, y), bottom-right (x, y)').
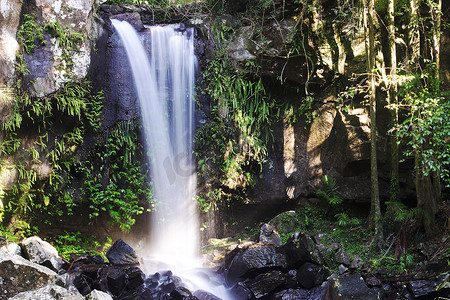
top-left (1, 216), bottom-right (449, 300)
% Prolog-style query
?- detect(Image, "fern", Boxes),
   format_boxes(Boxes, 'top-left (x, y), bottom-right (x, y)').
top-left (335, 213), bottom-right (361, 227)
top-left (385, 201), bottom-right (422, 222)
top-left (316, 175), bottom-right (343, 205)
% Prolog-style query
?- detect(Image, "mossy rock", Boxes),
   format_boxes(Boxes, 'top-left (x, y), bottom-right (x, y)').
top-left (267, 211), bottom-right (301, 235)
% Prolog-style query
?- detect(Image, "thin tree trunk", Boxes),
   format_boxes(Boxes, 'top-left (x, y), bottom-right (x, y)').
top-left (388, 0), bottom-right (399, 202)
top-left (431, 0), bottom-right (442, 203)
top-left (409, 0), bottom-right (420, 68)
top-left (365, 0), bottom-right (382, 241)
top-left (432, 0), bottom-right (441, 76)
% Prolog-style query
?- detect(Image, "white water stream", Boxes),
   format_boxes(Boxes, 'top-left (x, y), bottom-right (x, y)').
top-left (111, 20), bottom-right (231, 299)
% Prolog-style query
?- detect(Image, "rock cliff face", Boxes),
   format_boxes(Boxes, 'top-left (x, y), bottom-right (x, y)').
top-left (1, 0), bottom-right (100, 91)
top-left (20, 0), bottom-right (100, 96)
top-left (0, 2), bottom-right (448, 239)
top-left (0, 0), bottom-right (23, 86)
top-left (0, 0), bottom-right (104, 190)
top-left (90, 12), bottom-right (144, 129)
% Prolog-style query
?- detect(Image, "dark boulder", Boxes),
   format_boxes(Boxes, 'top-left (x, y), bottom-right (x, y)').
top-left (229, 282), bottom-right (253, 300)
top-left (296, 262), bottom-right (330, 289)
top-left (106, 267), bottom-right (126, 296)
top-left (224, 243), bottom-right (288, 285)
top-left (272, 284), bottom-right (328, 300)
top-left (266, 211), bottom-right (301, 236)
top-left (193, 289), bottom-right (222, 300)
top-left (246, 270), bottom-right (286, 298)
top-left (125, 267), bottom-right (145, 290)
top-left (408, 272), bottom-right (450, 298)
top-left (170, 287), bottom-right (194, 299)
top-left (326, 273), bottom-right (381, 299)
top-left (259, 223), bottom-right (282, 247)
top-left (281, 232), bottom-right (324, 267)
top-left (105, 239), bottom-right (140, 265)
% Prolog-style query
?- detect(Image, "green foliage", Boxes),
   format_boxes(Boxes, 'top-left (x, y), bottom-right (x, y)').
top-left (44, 21), bottom-right (83, 50)
top-left (197, 188), bottom-right (227, 212)
top-left (204, 0), bottom-right (274, 15)
top-left (370, 252), bottom-right (414, 274)
top-left (195, 117), bottom-right (236, 178)
top-left (14, 53), bottom-right (31, 78)
top-left (43, 21), bottom-right (84, 68)
top-left (195, 18), bottom-right (277, 209)
top-left (104, 0), bottom-right (194, 6)
top-left (51, 82), bottom-right (89, 118)
top-left (0, 185), bottom-right (4, 222)
top-left (279, 232), bottom-right (292, 244)
top-left (84, 121), bottom-right (152, 232)
top-left (86, 91), bottom-right (104, 130)
top-left (246, 0), bottom-right (274, 16)
top-left (396, 67), bottom-right (450, 186)
top-left (17, 15), bottom-right (83, 68)
top-left (335, 212), bottom-right (362, 227)
top-left (316, 175), bottom-right (343, 205)
top-left (0, 80), bottom-right (104, 225)
top-left (6, 10), bottom-right (148, 233)
top-left (0, 222), bottom-right (39, 243)
top-left (385, 201), bottom-right (422, 222)
top-left (53, 231), bottom-right (102, 260)
top-left (16, 14), bottom-right (46, 55)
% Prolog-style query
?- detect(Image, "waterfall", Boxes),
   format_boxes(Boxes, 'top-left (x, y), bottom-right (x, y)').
top-left (111, 20), bottom-right (232, 300)
top-left (111, 20), bottom-right (198, 267)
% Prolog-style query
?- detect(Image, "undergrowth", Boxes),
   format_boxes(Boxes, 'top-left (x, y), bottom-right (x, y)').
top-left (52, 231), bottom-right (106, 260)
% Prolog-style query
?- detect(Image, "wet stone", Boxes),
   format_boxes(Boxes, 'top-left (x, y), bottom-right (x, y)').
top-left (296, 262), bottom-right (329, 289)
top-left (259, 223), bottom-right (282, 247)
top-left (170, 286), bottom-right (193, 299)
top-left (409, 272), bottom-right (450, 297)
top-left (328, 273), bottom-right (380, 300)
top-left (285, 270), bottom-right (298, 289)
top-left (105, 239), bottom-right (140, 265)
top-left (230, 281), bottom-right (253, 300)
top-left (246, 270), bottom-right (286, 299)
top-left (364, 274), bottom-right (382, 287)
top-left (125, 267), bottom-right (145, 290)
top-left (225, 243), bottom-right (287, 285)
top-left (282, 232), bottom-right (324, 267)
top-left (193, 289), bottom-right (223, 300)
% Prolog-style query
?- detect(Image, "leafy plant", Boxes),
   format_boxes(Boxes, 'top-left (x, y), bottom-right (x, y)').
top-left (385, 201), bottom-right (422, 222)
top-left (43, 21), bottom-right (84, 67)
top-left (16, 14), bottom-right (46, 54)
top-left (0, 221), bottom-right (39, 243)
top-left (316, 175), bottom-right (343, 205)
top-left (84, 121), bottom-right (153, 232)
top-left (53, 231), bottom-right (102, 260)
top-left (335, 212), bottom-right (362, 227)
top-left (396, 68), bottom-right (450, 186)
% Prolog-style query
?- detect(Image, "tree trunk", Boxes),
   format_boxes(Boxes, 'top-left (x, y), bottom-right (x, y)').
top-left (432, 0), bottom-right (441, 77)
top-left (408, 0), bottom-right (439, 233)
top-left (415, 155), bottom-right (438, 235)
top-left (388, 0), bottom-right (399, 202)
top-left (365, 0), bottom-right (382, 241)
top-left (409, 0), bottom-right (420, 68)
top-left (431, 0), bottom-right (442, 203)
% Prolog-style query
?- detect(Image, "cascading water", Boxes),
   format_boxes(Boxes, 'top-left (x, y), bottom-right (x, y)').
top-left (111, 19), bottom-right (198, 266)
top-left (111, 20), bottom-right (231, 299)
